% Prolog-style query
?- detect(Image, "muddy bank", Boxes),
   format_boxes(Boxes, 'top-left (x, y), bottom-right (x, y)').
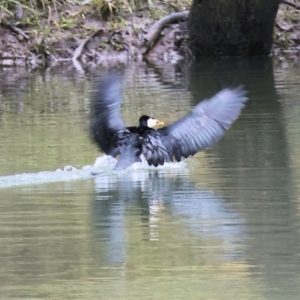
top-left (0, 2), bottom-right (299, 68)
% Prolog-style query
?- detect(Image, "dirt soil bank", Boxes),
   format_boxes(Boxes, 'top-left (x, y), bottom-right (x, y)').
top-left (0, 1), bottom-right (299, 69)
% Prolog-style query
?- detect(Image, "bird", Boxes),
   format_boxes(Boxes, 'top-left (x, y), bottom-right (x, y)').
top-left (90, 72), bottom-right (248, 171)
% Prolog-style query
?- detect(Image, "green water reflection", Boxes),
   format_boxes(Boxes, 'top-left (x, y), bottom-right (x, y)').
top-left (0, 73), bottom-right (95, 175)
top-left (0, 59), bottom-right (300, 299)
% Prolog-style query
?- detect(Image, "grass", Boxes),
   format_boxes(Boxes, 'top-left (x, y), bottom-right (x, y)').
top-left (0, 0), bottom-right (189, 22)
top-left (0, 0), bottom-right (190, 56)
top-left (0, 0), bottom-right (297, 61)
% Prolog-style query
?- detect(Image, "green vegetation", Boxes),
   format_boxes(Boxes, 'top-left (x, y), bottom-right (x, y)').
top-left (0, 0), bottom-right (190, 63)
top-left (0, 0), bottom-right (298, 64)
top-left (0, 0), bottom-right (190, 24)
top-left (0, 1), bottom-right (191, 46)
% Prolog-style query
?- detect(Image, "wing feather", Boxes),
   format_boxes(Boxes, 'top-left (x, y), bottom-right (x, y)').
top-left (158, 86), bottom-right (248, 161)
top-left (141, 129), bottom-right (171, 167)
top-left (90, 72), bottom-right (126, 156)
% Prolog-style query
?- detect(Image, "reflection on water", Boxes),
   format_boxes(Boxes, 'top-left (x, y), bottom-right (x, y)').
top-left (93, 170), bottom-right (246, 264)
top-left (0, 58), bottom-right (300, 299)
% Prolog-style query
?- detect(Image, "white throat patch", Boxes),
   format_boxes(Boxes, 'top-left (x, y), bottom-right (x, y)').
top-left (147, 118), bottom-right (158, 128)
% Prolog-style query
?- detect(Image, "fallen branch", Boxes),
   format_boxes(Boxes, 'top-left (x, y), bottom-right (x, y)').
top-left (144, 10), bottom-right (189, 55)
top-left (72, 29), bottom-right (103, 62)
top-left (281, 0), bottom-right (300, 10)
top-left (1, 21), bottom-right (29, 40)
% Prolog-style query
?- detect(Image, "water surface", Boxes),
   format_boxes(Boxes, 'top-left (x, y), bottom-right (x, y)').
top-left (0, 59), bottom-right (300, 299)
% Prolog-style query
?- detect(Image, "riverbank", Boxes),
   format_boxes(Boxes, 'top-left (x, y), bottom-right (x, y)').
top-left (0, 0), bottom-right (299, 68)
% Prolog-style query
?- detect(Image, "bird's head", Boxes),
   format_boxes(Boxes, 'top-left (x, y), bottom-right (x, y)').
top-left (138, 115), bottom-right (165, 128)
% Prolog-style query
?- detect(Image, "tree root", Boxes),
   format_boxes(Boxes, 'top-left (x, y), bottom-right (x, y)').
top-left (281, 0), bottom-right (300, 10)
top-left (143, 10), bottom-right (189, 55)
top-left (72, 29), bottom-right (103, 63)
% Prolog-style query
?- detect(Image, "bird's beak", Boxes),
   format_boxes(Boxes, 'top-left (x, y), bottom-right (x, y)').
top-left (156, 120), bottom-right (165, 126)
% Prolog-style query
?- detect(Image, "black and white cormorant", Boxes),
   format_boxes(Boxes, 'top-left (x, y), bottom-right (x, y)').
top-left (90, 72), bottom-right (248, 171)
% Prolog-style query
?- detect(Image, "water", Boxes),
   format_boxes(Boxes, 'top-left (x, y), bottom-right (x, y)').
top-left (0, 58), bottom-right (300, 299)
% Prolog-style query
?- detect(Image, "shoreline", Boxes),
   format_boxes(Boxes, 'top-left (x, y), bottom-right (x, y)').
top-left (0, 2), bottom-right (299, 68)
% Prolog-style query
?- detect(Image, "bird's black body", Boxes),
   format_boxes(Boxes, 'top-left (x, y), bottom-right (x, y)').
top-left (90, 72), bottom-right (248, 171)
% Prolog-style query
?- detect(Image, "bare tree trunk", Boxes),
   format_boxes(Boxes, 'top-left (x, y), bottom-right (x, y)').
top-left (188, 0), bottom-right (281, 57)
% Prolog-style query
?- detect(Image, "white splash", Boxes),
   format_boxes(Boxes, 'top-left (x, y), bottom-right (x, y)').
top-left (0, 155), bottom-right (187, 189)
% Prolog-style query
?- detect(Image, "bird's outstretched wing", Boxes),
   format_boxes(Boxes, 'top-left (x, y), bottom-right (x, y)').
top-left (90, 72), bottom-right (126, 157)
top-left (158, 87), bottom-right (248, 161)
